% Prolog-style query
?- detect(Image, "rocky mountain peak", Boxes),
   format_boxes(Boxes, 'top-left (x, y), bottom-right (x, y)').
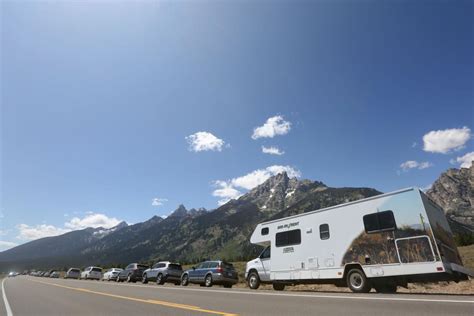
top-left (427, 164), bottom-right (473, 231)
top-left (169, 204), bottom-right (188, 218)
top-left (241, 172), bottom-right (327, 212)
top-left (114, 221), bottom-right (129, 230)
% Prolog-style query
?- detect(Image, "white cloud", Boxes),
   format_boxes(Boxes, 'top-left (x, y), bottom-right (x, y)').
top-left (212, 181), bottom-right (243, 206)
top-left (213, 165), bottom-right (301, 205)
top-left (64, 213), bottom-right (121, 230)
top-left (400, 160), bottom-right (434, 171)
top-left (0, 241), bottom-right (18, 251)
top-left (423, 127), bottom-right (471, 154)
top-left (16, 224), bottom-right (70, 241)
top-left (252, 116), bottom-right (291, 139)
top-left (186, 131), bottom-right (226, 152)
top-left (152, 198), bottom-right (168, 206)
top-left (451, 151), bottom-right (474, 169)
top-left (262, 146), bottom-right (285, 155)
top-left (16, 212), bottom-right (124, 241)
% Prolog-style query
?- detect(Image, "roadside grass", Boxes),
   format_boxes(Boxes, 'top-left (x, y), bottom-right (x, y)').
top-left (459, 244), bottom-right (474, 270)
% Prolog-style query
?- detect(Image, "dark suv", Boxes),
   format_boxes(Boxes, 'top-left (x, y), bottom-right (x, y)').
top-left (117, 263), bottom-right (149, 283)
top-left (181, 260), bottom-right (238, 288)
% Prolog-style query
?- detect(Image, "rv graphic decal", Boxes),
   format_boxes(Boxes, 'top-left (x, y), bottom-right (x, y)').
top-left (277, 222), bottom-right (299, 230)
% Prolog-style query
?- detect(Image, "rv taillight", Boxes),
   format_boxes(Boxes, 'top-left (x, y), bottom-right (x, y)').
top-left (436, 267), bottom-right (444, 271)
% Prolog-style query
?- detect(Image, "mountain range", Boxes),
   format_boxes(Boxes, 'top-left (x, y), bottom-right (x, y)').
top-left (1, 164), bottom-right (473, 271)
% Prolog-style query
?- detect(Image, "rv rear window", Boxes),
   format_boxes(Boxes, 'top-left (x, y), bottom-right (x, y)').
top-left (261, 227), bottom-right (269, 235)
top-left (319, 224), bottom-right (330, 240)
top-left (275, 229), bottom-right (301, 247)
top-left (363, 210), bottom-right (396, 233)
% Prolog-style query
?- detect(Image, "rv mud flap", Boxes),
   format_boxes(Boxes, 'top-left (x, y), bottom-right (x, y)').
top-left (449, 263), bottom-right (474, 277)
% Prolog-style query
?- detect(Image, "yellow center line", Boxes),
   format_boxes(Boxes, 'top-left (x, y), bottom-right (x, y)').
top-left (29, 279), bottom-right (238, 316)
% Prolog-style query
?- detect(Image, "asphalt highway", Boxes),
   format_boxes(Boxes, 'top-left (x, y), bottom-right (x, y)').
top-left (1, 276), bottom-right (473, 316)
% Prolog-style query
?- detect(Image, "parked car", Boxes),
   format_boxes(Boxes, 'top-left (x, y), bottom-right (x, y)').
top-left (181, 260), bottom-right (238, 288)
top-left (65, 268), bottom-right (81, 279)
top-left (8, 272), bottom-right (17, 277)
top-left (102, 268), bottom-right (123, 281)
top-left (116, 263), bottom-right (148, 283)
top-left (80, 266), bottom-right (102, 280)
top-left (50, 271), bottom-right (60, 278)
top-left (142, 262), bottom-right (182, 285)
top-left (43, 270), bottom-right (53, 277)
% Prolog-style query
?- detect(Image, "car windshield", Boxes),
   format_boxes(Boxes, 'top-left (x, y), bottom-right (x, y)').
top-left (168, 264), bottom-right (182, 270)
top-left (91, 268), bottom-right (102, 272)
top-left (138, 265), bottom-right (148, 270)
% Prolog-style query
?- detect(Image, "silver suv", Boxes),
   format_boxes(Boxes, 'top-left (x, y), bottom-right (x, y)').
top-left (142, 261), bottom-right (183, 285)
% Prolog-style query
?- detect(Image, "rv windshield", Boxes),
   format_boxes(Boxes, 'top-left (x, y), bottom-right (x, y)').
top-left (260, 246), bottom-right (271, 259)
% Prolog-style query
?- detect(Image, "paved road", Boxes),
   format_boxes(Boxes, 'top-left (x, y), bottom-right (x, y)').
top-left (1, 276), bottom-right (473, 316)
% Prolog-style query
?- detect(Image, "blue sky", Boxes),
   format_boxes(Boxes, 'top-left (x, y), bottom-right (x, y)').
top-left (1, 0), bottom-right (473, 250)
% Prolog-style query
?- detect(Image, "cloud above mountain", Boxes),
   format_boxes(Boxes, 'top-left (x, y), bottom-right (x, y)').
top-left (213, 165), bottom-right (301, 205)
top-left (252, 116), bottom-right (291, 139)
top-left (64, 213), bottom-right (122, 230)
top-left (16, 212), bottom-right (123, 241)
top-left (186, 131), bottom-right (226, 152)
top-left (400, 160), bottom-right (434, 171)
top-left (451, 151), bottom-right (474, 169)
top-left (16, 224), bottom-right (70, 241)
top-left (423, 127), bottom-right (471, 154)
top-left (262, 146), bottom-right (285, 155)
top-left (0, 240), bottom-right (18, 251)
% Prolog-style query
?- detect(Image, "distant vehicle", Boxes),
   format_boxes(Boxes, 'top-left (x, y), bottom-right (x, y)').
top-left (43, 271), bottom-right (52, 277)
top-left (80, 266), bottom-right (102, 280)
top-left (116, 263), bottom-right (148, 283)
top-left (142, 262), bottom-right (182, 285)
top-left (246, 188), bottom-right (474, 293)
top-left (50, 271), bottom-right (60, 278)
top-left (65, 268), bottom-right (81, 279)
top-left (102, 268), bottom-right (123, 281)
top-left (181, 260), bottom-right (238, 288)
top-left (8, 272), bottom-right (17, 277)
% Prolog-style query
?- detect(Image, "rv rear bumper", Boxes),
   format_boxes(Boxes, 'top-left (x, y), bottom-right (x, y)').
top-left (445, 263), bottom-right (474, 277)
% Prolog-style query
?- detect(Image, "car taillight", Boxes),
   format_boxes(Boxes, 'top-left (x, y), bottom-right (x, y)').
top-left (216, 266), bottom-right (223, 273)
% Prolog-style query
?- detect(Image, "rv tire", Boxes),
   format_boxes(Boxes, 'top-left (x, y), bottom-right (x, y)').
top-left (347, 268), bottom-right (371, 293)
top-left (248, 271), bottom-right (261, 290)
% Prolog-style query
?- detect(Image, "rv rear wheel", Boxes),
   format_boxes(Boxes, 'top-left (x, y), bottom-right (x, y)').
top-left (346, 269), bottom-right (371, 293)
top-left (272, 283), bottom-right (285, 291)
top-left (248, 272), bottom-right (261, 290)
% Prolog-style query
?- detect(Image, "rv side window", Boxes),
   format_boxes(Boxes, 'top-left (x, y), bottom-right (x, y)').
top-left (275, 229), bottom-right (301, 247)
top-left (261, 227), bottom-right (269, 235)
top-left (319, 224), bottom-right (330, 240)
top-left (363, 210), bottom-right (396, 233)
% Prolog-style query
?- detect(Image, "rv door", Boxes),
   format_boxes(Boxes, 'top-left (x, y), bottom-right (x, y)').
top-left (259, 246), bottom-right (271, 281)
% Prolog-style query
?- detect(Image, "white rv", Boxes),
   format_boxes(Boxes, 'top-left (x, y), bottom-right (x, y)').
top-left (245, 188), bottom-right (473, 293)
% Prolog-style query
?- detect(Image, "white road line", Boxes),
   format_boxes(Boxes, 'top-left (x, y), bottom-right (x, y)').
top-left (2, 278), bottom-right (13, 316)
top-left (31, 277), bottom-right (474, 305)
